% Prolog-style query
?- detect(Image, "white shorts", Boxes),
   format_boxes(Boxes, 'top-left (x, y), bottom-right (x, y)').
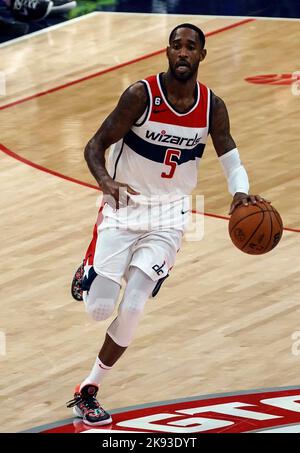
top-left (85, 227), bottom-right (182, 285)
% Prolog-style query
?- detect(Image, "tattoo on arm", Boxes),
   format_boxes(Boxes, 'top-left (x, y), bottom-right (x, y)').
top-left (84, 82), bottom-right (147, 185)
top-left (210, 92), bottom-right (236, 157)
top-left (94, 82), bottom-right (147, 148)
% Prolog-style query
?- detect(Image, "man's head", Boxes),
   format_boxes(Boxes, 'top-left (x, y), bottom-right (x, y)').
top-left (167, 23), bottom-right (207, 82)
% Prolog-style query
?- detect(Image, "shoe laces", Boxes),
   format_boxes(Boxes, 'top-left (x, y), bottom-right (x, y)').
top-left (15, 0), bottom-right (40, 8)
top-left (66, 392), bottom-right (101, 411)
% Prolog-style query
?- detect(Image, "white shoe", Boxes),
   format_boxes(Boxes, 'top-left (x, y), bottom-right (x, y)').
top-left (50, 0), bottom-right (76, 14)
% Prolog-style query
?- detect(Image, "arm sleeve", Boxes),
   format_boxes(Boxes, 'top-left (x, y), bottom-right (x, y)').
top-left (218, 148), bottom-right (249, 196)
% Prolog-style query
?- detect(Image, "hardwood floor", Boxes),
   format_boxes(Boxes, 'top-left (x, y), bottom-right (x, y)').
top-left (0, 13), bottom-right (299, 432)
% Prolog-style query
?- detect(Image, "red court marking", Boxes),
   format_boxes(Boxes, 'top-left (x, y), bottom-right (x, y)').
top-left (245, 73), bottom-right (300, 86)
top-left (0, 143), bottom-right (299, 233)
top-left (0, 143), bottom-right (99, 190)
top-left (193, 210), bottom-right (300, 233)
top-left (0, 18), bottom-right (254, 111)
top-left (43, 388), bottom-right (300, 433)
top-left (193, 210), bottom-right (230, 221)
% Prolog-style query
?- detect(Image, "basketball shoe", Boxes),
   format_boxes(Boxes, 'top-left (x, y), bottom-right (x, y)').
top-left (71, 262), bottom-right (85, 301)
top-left (50, 0), bottom-right (76, 15)
top-left (66, 384), bottom-right (112, 426)
top-left (10, 0), bottom-right (53, 21)
top-left (71, 262), bottom-right (169, 301)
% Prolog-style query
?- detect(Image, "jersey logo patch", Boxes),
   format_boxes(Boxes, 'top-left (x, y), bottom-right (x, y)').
top-left (153, 109), bottom-right (168, 114)
top-left (152, 261), bottom-right (166, 276)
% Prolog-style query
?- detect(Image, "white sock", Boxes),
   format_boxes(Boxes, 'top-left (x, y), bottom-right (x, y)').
top-left (80, 356), bottom-right (112, 390)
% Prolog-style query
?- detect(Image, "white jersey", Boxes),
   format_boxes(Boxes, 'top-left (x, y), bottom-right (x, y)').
top-left (102, 73), bottom-right (211, 231)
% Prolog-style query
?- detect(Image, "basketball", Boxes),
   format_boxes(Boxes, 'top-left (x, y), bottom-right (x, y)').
top-left (229, 200), bottom-right (283, 255)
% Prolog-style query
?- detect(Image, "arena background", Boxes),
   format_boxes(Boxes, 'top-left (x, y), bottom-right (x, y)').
top-left (1, 0), bottom-right (300, 43)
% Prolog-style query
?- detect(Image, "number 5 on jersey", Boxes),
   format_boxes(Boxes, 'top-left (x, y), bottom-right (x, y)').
top-left (161, 149), bottom-right (181, 179)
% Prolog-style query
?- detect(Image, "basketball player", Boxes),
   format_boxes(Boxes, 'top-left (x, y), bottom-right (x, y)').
top-left (66, 23), bottom-right (264, 425)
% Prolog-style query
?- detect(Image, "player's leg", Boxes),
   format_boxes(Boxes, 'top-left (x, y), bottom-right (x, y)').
top-left (71, 210), bottom-right (174, 302)
top-left (67, 267), bottom-right (156, 426)
top-left (67, 229), bottom-right (181, 425)
top-left (82, 266), bottom-right (156, 381)
top-left (82, 271), bottom-right (120, 322)
top-left (105, 265), bottom-right (157, 350)
top-left (71, 261), bottom-right (170, 302)
top-left (92, 230), bottom-right (182, 387)
top-left (131, 229), bottom-right (182, 283)
top-left (71, 209), bottom-right (103, 302)
top-left (70, 208), bottom-right (174, 301)
top-left (66, 274), bottom-right (120, 426)
top-left (67, 227), bottom-right (136, 426)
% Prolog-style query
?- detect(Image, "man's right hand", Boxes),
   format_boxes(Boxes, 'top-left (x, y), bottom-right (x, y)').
top-left (101, 175), bottom-right (140, 210)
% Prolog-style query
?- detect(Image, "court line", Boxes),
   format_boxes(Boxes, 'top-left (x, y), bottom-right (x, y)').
top-left (94, 11), bottom-right (300, 22)
top-left (0, 143), bottom-right (98, 190)
top-left (0, 18), bottom-right (254, 111)
top-left (0, 11), bottom-right (296, 51)
top-left (21, 385), bottom-right (300, 433)
top-left (0, 142), bottom-right (299, 233)
top-left (194, 211), bottom-right (299, 233)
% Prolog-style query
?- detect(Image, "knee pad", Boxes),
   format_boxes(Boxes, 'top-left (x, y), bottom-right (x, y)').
top-left (83, 271), bottom-right (120, 322)
top-left (107, 288), bottom-right (149, 347)
top-left (85, 296), bottom-right (116, 322)
top-left (118, 288), bottom-right (146, 320)
top-left (107, 266), bottom-right (156, 347)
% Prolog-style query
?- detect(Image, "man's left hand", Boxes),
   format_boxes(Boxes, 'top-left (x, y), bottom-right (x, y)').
top-left (229, 192), bottom-right (270, 215)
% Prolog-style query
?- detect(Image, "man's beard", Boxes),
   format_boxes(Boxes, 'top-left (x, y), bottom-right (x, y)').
top-left (169, 63), bottom-right (198, 82)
